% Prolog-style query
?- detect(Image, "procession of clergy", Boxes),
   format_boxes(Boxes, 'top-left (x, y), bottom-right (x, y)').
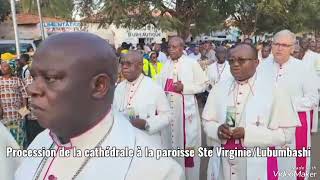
top-left (1, 29), bottom-right (320, 180)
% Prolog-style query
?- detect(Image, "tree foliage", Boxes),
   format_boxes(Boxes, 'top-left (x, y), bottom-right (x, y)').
top-left (19, 0), bottom-right (74, 19)
top-left (219, 0), bottom-right (320, 35)
top-left (0, 0), bottom-right (10, 23)
top-left (16, 0), bottom-right (319, 38)
top-left (76, 0), bottom-right (225, 40)
top-left (297, 0), bottom-right (320, 35)
top-left (217, 0), bottom-right (261, 36)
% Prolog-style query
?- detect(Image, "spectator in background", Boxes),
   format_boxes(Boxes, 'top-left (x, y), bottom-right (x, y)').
top-left (309, 39), bottom-right (317, 52)
top-left (315, 37), bottom-right (320, 53)
top-left (0, 60), bottom-right (28, 148)
top-left (260, 43), bottom-right (272, 61)
top-left (1, 53), bottom-right (16, 75)
top-left (17, 54), bottom-right (31, 81)
top-left (27, 47), bottom-right (35, 57)
top-left (198, 42), bottom-right (215, 73)
top-left (144, 43), bottom-right (152, 53)
top-left (24, 76), bottom-right (44, 146)
top-left (117, 42), bottom-right (130, 56)
top-left (153, 43), bottom-right (168, 63)
top-left (292, 44), bottom-right (304, 60)
top-left (243, 38), bottom-right (253, 45)
top-left (161, 37), bottom-right (168, 52)
top-left (209, 42), bottom-right (216, 52)
top-left (202, 41), bottom-right (216, 65)
top-left (188, 45), bottom-right (201, 61)
top-left (143, 51), bottom-right (164, 80)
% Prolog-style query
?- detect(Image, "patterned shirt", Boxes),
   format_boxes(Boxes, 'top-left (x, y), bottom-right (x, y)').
top-left (0, 76), bottom-right (28, 123)
top-left (24, 76), bottom-right (37, 120)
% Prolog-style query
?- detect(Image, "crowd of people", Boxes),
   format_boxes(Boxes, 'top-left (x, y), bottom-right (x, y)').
top-left (0, 51), bottom-right (43, 148)
top-left (0, 29), bottom-right (319, 180)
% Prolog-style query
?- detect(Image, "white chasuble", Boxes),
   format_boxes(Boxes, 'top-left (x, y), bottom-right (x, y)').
top-left (202, 72), bottom-right (300, 180)
top-left (113, 74), bottom-right (171, 148)
top-left (15, 111), bottom-right (184, 180)
top-left (259, 57), bottom-right (319, 179)
top-left (157, 55), bottom-right (208, 180)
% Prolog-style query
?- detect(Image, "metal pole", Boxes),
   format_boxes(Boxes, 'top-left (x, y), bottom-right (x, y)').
top-left (37, 0), bottom-right (46, 40)
top-left (10, 0), bottom-right (20, 57)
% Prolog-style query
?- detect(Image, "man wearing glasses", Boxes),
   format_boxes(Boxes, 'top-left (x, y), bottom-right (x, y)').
top-left (260, 29), bottom-right (319, 179)
top-left (202, 43), bottom-right (300, 180)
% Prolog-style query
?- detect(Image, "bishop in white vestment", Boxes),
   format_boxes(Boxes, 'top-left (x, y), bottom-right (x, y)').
top-left (113, 50), bottom-right (171, 148)
top-left (203, 43), bottom-right (300, 180)
top-left (207, 46), bottom-right (232, 91)
top-left (15, 111), bottom-right (184, 180)
top-left (260, 30), bottom-right (319, 180)
top-left (157, 37), bottom-right (208, 180)
top-left (1, 122), bottom-right (21, 180)
top-left (14, 33), bottom-right (183, 180)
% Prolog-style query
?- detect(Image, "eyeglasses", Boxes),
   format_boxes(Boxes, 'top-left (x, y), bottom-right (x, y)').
top-left (272, 43), bottom-right (293, 48)
top-left (227, 57), bottom-right (255, 65)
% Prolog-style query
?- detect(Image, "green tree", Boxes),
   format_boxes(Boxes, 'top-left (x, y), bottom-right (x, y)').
top-left (219, 0), bottom-right (320, 35)
top-left (217, 0), bottom-right (288, 36)
top-left (19, 0), bottom-right (74, 19)
top-left (217, 0), bottom-right (260, 36)
top-left (298, 0), bottom-right (320, 35)
top-left (77, 0), bottom-right (225, 40)
top-left (0, 0), bottom-right (10, 23)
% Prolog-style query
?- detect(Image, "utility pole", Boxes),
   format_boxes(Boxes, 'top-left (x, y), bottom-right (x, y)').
top-left (36, 0), bottom-right (46, 40)
top-left (10, 0), bottom-right (20, 57)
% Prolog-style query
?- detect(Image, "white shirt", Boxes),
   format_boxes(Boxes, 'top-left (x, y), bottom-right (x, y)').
top-left (15, 111), bottom-right (184, 180)
top-left (22, 64), bottom-right (30, 80)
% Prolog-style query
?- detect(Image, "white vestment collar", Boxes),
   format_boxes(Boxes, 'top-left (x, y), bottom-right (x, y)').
top-left (15, 111), bottom-right (136, 180)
